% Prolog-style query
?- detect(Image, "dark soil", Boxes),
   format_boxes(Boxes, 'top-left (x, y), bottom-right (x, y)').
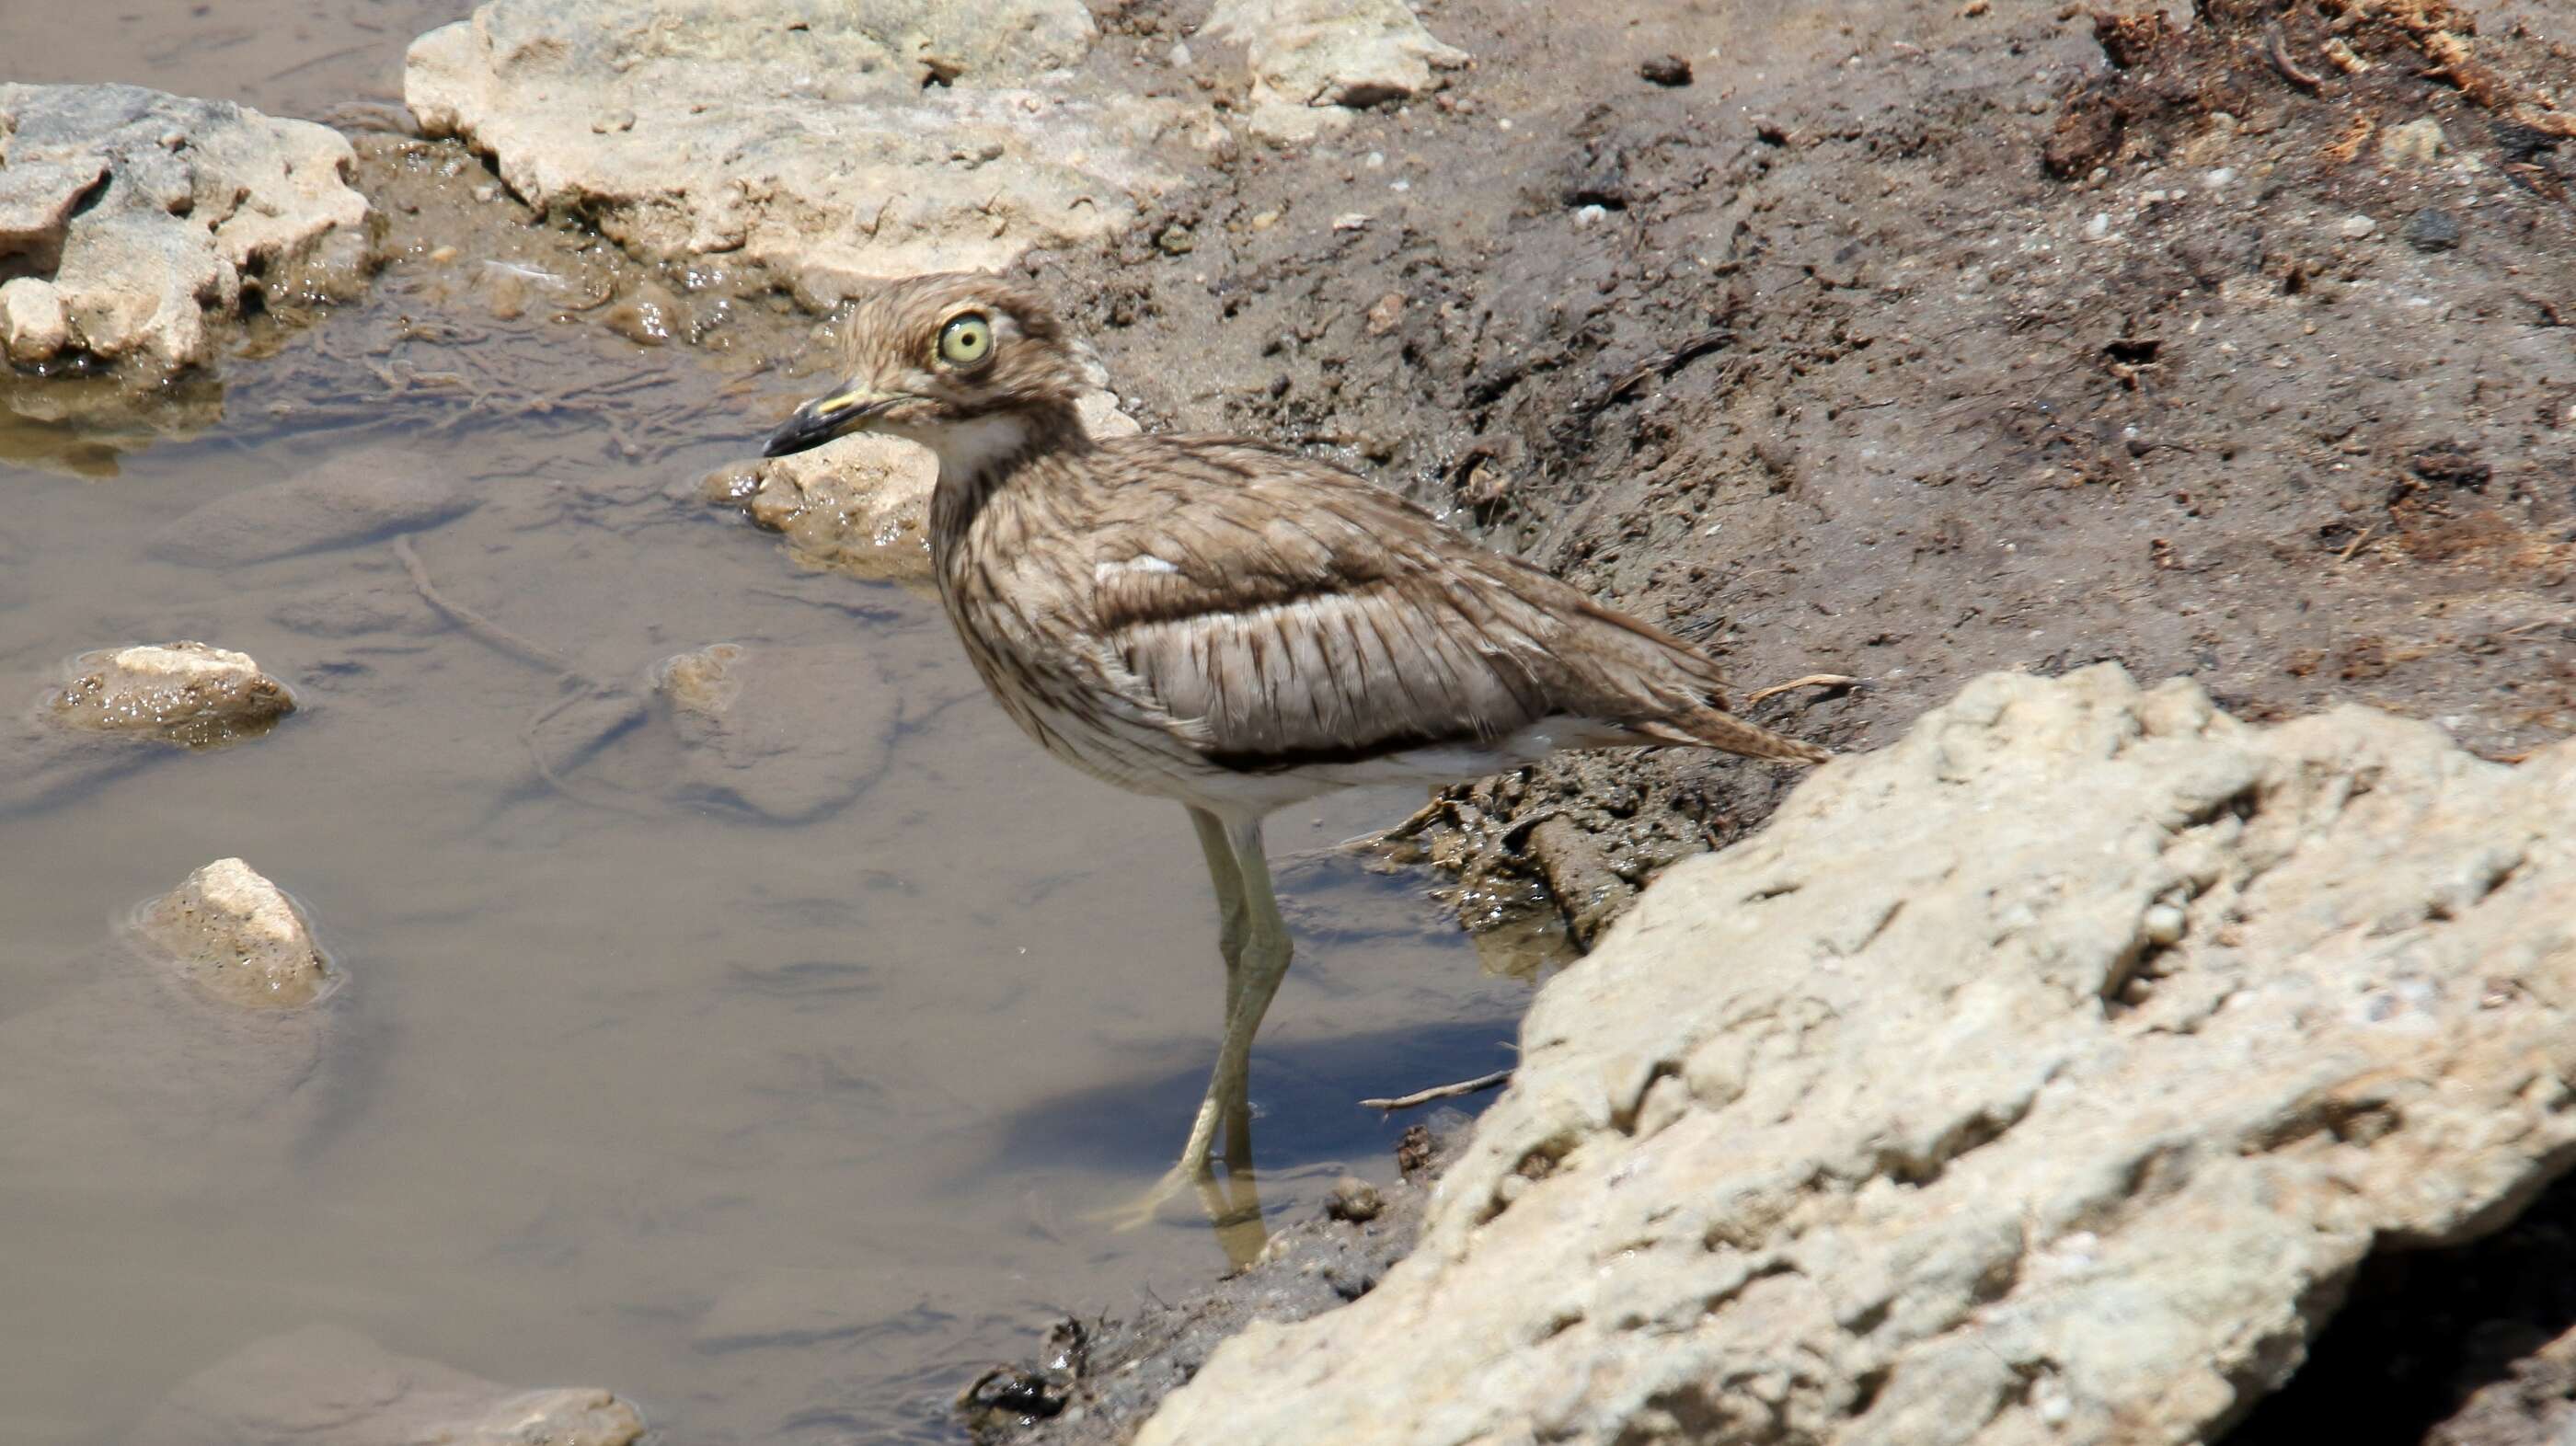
top-left (1041, 0), bottom-right (2576, 946)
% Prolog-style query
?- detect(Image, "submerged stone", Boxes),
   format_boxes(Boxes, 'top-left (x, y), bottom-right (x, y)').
top-left (48, 640), bottom-right (293, 749)
top-left (136, 857), bottom-right (333, 1010)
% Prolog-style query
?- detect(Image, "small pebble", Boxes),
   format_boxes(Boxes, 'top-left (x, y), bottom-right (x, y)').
top-left (1249, 209), bottom-right (1280, 231)
top-left (1331, 212), bottom-right (1372, 231)
top-left (2142, 904), bottom-right (2187, 947)
top-left (1638, 53), bottom-right (1692, 86)
top-left (2380, 117), bottom-right (2444, 166)
top-left (1326, 1176), bottom-right (1385, 1222)
top-left (2404, 208), bottom-right (2461, 253)
top-left (2339, 213), bottom-right (2377, 240)
top-left (1156, 223), bottom-right (1195, 255)
top-left (1572, 203), bottom-right (1608, 227)
top-left (2086, 212), bottom-right (2111, 239)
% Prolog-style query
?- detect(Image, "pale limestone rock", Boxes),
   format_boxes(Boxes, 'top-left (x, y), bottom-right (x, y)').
top-left (47, 640), bottom-right (294, 749)
top-left (0, 276), bottom-right (71, 362)
top-left (1202, 0), bottom-right (1469, 141)
top-left (133, 1324), bottom-right (643, 1445)
top-left (138, 858), bottom-right (333, 1009)
top-left (0, 84), bottom-right (370, 374)
top-left (1136, 666), bottom-right (2576, 1446)
top-left (404, 0), bottom-right (1185, 304)
top-left (711, 387), bottom-right (1135, 583)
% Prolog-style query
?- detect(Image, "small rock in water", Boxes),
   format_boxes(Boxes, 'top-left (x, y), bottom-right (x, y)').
top-left (2404, 208), bottom-right (2462, 253)
top-left (959, 1364), bottom-right (1072, 1422)
top-left (48, 641), bottom-right (293, 749)
top-left (602, 281), bottom-right (684, 345)
top-left (0, 277), bottom-right (74, 362)
top-left (654, 642), bottom-right (746, 715)
top-left (1326, 1176), bottom-right (1386, 1222)
top-left (137, 858), bottom-right (333, 1009)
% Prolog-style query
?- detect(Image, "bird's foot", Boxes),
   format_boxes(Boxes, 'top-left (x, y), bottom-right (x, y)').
top-left (1087, 1163), bottom-right (1265, 1234)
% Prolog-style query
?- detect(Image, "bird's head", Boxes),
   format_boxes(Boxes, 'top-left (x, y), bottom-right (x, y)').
top-left (762, 273), bottom-right (1094, 473)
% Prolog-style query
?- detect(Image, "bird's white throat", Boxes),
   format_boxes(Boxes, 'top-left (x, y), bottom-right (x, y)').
top-left (913, 413), bottom-right (1037, 485)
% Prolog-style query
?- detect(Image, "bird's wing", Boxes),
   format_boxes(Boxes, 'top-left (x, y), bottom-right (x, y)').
top-left (1078, 438), bottom-right (1727, 771)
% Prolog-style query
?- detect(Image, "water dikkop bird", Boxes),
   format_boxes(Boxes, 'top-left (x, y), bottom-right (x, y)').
top-left (761, 273), bottom-right (1830, 1215)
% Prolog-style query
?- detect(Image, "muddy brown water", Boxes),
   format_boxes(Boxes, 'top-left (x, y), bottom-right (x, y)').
top-left (0, 16), bottom-right (1534, 1446)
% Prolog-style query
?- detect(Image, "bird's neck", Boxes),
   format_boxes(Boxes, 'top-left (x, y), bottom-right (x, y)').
top-left (924, 400), bottom-right (1093, 554)
top-left (923, 400), bottom-right (1088, 488)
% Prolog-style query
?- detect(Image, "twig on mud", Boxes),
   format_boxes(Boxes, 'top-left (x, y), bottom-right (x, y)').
top-left (1603, 329), bottom-right (1739, 407)
top-left (1362, 1070), bottom-right (1513, 1112)
top-left (2266, 27), bottom-right (2325, 93)
top-left (1746, 673), bottom-right (1860, 706)
top-left (2336, 523), bottom-right (2378, 563)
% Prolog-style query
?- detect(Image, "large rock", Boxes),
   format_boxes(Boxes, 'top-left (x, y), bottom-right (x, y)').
top-left (708, 386), bottom-right (1136, 583)
top-left (0, 84), bottom-right (370, 373)
top-left (404, 0), bottom-right (1188, 304)
top-left (1202, 0), bottom-right (1469, 141)
top-left (47, 641), bottom-right (294, 749)
top-left (1136, 666), bottom-right (2576, 1446)
top-left (137, 857), bottom-right (335, 1010)
top-left (132, 1323), bottom-right (643, 1446)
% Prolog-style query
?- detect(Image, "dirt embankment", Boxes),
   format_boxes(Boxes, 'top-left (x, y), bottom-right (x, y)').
top-left (1027, 0), bottom-right (2575, 951)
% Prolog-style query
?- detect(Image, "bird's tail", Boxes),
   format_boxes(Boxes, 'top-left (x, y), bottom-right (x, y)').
top-left (1639, 706), bottom-right (1833, 765)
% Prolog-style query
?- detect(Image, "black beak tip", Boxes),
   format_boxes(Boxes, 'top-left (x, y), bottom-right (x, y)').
top-left (762, 412), bottom-right (825, 459)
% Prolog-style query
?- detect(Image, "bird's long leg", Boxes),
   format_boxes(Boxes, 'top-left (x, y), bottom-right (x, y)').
top-left (1099, 814), bottom-right (1294, 1234)
top-left (1210, 817), bottom-right (1292, 1171)
top-left (1188, 805), bottom-right (1251, 1017)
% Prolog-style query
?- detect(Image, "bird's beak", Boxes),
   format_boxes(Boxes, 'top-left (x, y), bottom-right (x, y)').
top-left (763, 384), bottom-right (893, 458)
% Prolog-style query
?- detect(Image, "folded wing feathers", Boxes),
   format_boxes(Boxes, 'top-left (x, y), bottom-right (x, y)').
top-left (1075, 437), bottom-right (1819, 768)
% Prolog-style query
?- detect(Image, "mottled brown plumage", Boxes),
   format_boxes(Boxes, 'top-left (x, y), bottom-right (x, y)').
top-left (763, 273), bottom-right (1828, 1216)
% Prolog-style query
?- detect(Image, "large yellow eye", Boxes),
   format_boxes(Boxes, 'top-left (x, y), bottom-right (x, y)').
top-left (937, 313), bottom-right (994, 367)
